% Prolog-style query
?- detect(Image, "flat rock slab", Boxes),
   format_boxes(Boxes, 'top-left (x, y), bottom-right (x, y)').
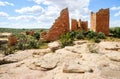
top-left (105, 51), bottom-right (120, 62)
top-left (99, 42), bottom-right (120, 51)
top-left (63, 60), bottom-right (92, 73)
top-left (100, 68), bottom-right (120, 79)
top-left (29, 53), bottom-right (59, 71)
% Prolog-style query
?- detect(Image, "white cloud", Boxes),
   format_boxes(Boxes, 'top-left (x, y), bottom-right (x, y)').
top-left (111, 6), bottom-right (120, 10)
top-left (8, 15), bottom-right (37, 21)
top-left (15, 5), bottom-right (44, 14)
top-left (0, 1), bottom-right (14, 6)
top-left (114, 11), bottom-right (120, 17)
top-left (0, 12), bottom-right (9, 17)
top-left (6, 0), bottom-right (90, 28)
top-left (33, 0), bottom-right (90, 20)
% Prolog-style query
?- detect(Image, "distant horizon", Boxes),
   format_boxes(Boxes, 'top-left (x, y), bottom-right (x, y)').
top-left (0, 26), bottom-right (119, 29)
top-left (0, 0), bottom-right (120, 28)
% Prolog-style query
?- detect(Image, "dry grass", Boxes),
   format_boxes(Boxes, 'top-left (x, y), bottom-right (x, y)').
top-left (102, 36), bottom-right (120, 42)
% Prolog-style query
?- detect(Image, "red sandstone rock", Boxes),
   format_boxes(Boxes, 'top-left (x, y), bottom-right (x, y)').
top-left (8, 36), bottom-right (17, 45)
top-left (42, 8), bottom-right (70, 41)
top-left (90, 8), bottom-right (109, 35)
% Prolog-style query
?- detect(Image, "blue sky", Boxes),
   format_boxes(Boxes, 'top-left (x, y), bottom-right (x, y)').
top-left (0, 0), bottom-right (120, 29)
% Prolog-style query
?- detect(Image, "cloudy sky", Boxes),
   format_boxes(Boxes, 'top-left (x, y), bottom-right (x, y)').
top-left (0, 0), bottom-right (120, 29)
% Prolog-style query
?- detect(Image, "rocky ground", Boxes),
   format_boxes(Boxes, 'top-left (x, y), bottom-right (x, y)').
top-left (0, 40), bottom-right (120, 79)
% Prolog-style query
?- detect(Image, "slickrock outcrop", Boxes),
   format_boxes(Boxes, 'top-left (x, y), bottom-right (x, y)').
top-left (71, 19), bottom-right (88, 32)
top-left (90, 8), bottom-right (110, 35)
top-left (0, 41), bottom-right (120, 79)
top-left (42, 8), bottom-right (70, 41)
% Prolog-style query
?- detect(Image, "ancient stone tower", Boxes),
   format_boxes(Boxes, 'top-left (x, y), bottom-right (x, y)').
top-left (71, 19), bottom-right (88, 32)
top-left (41, 8), bottom-right (70, 41)
top-left (90, 8), bottom-right (110, 35)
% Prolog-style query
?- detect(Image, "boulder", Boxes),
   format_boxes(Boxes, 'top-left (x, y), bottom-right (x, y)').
top-left (48, 41), bottom-right (60, 52)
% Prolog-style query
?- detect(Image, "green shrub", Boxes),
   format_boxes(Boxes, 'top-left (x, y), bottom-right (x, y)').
top-left (92, 37), bottom-right (101, 43)
top-left (3, 46), bottom-right (16, 55)
top-left (110, 27), bottom-right (120, 38)
top-left (75, 30), bottom-right (85, 39)
top-left (60, 30), bottom-right (85, 47)
top-left (33, 32), bottom-right (40, 40)
top-left (97, 32), bottom-right (106, 39)
top-left (86, 31), bottom-right (97, 39)
top-left (60, 33), bottom-right (73, 47)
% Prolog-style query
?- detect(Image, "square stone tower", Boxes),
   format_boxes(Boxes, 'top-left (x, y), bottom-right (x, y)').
top-left (90, 8), bottom-right (110, 35)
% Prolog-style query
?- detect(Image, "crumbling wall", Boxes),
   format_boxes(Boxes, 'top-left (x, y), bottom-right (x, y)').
top-left (71, 19), bottom-right (78, 31)
top-left (71, 19), bottom-right (88, 32)
top-left (41, 8), bottom-right (70, 41)
top-left (90, 8), bottom-right (110, 35)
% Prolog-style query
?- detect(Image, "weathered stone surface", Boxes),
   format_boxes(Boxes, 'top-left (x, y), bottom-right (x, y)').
top-left (42, 8), bottom-right (70, 41)
top-left (29, 53), bottom-right (58, 70)
top-left (1, 41), bottom-right (120, 79)
top-left (90, 8), bottom-right (110, 35)
top-left (48, 41), bottom-right (60, 52)
top-left (99, 42), bottom-right (120, 51)
top-left (73, 40), bottom-right (87, 45)
top-left (32, 48), bottom-right (51, 57)
top-left (0, 49), bottom-right (50, 65)
top-left (63, 60), bottom-right (92, 73)
top-left (105, 51), bottom-right (120, 62)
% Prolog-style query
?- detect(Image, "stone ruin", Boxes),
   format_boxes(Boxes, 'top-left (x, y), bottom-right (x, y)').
top-left (8, 35), bottom-right (17, 45)
top-left (26, 30), bottom-right (35, 36)
top-left (41, 8), bottom-right (70, 41)
top-left (71, 19), bottom-right (88, 32)
top-left (41, 8), bottom-right (110, 41)
top-left (90, 8), bottom-right (110, 35)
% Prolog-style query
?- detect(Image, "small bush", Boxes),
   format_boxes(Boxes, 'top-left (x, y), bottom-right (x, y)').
top-left (92, 37), bottom-right (101, 43)
top-left (75, 30), bottom-right (85, 39)
top-left (86, 31), bottom-right (97, 39)
top-left (110, 27), bottom-right (120, 38)
top-left (60, 30), bottom-right (85, 47)
top-left (3, 46), bottom-right (16, 55)
top-left (60, 33), bottom-right (73, 47)
top-left (97, 32), bottom-right (106, 39)
top-left (33, 32), bottom-right (40, 40)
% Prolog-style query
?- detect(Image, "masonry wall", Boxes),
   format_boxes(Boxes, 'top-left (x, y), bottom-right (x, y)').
top-left (90, 12), bottom-right (96, 32)
top-left (71, 19), bottom-right (78, 31)
top-left (71, 19), bottom-right (88, 32)
top-left (90, 8), bottom-right (110, 35)
top-left (41, 8), bottom-right (70, 41)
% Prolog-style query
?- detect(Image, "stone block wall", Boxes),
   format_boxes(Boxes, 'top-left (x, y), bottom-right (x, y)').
top-left (41, 8), bottom-right (70, 41)
top-left (71, 19), bottom-right (78, 31)
top-left (90, 8), bottom-right (110, 35)
top-left (71, 19), bottom-right (88, 32)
